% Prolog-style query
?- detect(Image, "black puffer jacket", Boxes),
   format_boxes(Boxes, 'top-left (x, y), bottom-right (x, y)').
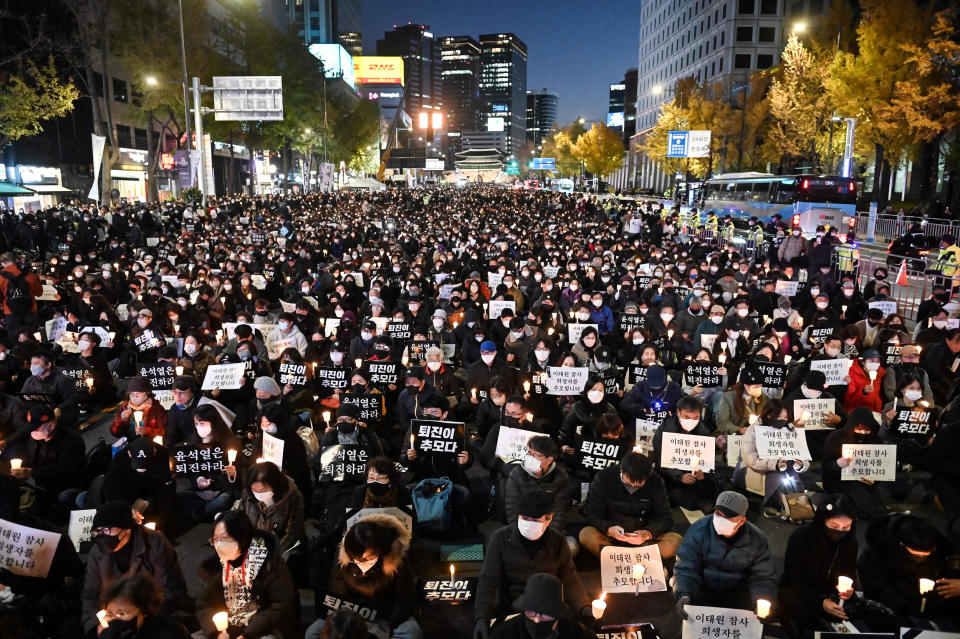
top-left (583, 465), bottom-right (673, 537)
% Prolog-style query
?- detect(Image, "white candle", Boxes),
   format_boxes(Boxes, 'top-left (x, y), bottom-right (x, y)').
top-left (9, 459), bottom-right (21, 471)
top-left (842, 446), bottom-right (854, 460)
top-left (837, 576), bottom-right (853, 593)
top-left (749, 414), bottom-right (758, 425)
top-left (355, 358), bottom-right (363, 369)
top-left (801, 410), bottom-right (811, 422)
top-left (690, 454), bottom-right (701, 470)
top-left (784, 355), bottom-right (792, 364)
top-left (143, 522), bottom-right (156, 530)
top-left (591, 592), bottom-right (607, 619)
top-left (133, 411), bottom-right (143, 425)
top-left (97, 610), bottom-right (109, 629)
top-left (322, 411), bottom-right (331, 425)
top-left (152, 436), bottom-right (163, 445)
top-left (449, 564), bottom-right (455, 585)
top-left (227, 449), bottom-right (237, 464)
top-left (919, 578), bottom-right (936, 595)
top-left (631, 563), bottom-right (645, 579)
top-left (756, 598), bottom-right (771, 618)
top-left (523, 381), bottom-right (530, 393)
top-left (85, 377), bottom-right (94, 388)
top-left (868, 370), bottom-right (877, 381)
top-left (213, 611), bottom-right (229, 632)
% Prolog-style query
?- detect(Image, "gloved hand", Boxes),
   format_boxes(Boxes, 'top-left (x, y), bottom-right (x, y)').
top-left (676, 595), bottom-right (691, 620)
top-left (474, 618), bottom-right (490, 639)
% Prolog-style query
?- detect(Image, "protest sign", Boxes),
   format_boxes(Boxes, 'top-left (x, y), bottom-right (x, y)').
top-left (754, 425), bottom-right (812, 460)
top-left (319, 444), bottom-right (369, 481)
top-left (201, 363), bottom-right (246, 390)
top-left (404, 341), bottom-right (438, 366)
top-left (137, 363), bottom-right (176, 390)
top-left (44, 316), bottom-right (68, 343)
top-left (346, 507), bottom-right (414, 535)
top-left (340, 393), bottom-right (383, 422)
top-left (412, 419), bottom-right (466, 455)
top-left (869, 301), bottom-right (897, 317)
top-left (775, 280), bottom-right (800, 297)
top-left (793, 398), bottom-right (836, 431)
top-left (0, 518), bottom-right (61, 578)
top-left (599, 545), bottom-right (668, 594)
top-left (619, 314), bottom-right (647, 331)
top-left (660, 434), bottom-right (716, 472)
top-left (601, 370), bottom-right (620, 396)
top-left (319, 592), bottom-right (389, 631)
top-left (322, 318), bottom-right (340, 337)
top-left (37, 284), bottom-right (60, 301)
top-left (683, 362), bottom-right (723, 388)
top-left (891, 408), bottom-right (934, 441)
top-left (700, 333), bottom-right (718, 350)
top-left (625, 365), bottom-right (649, 389)
top-left (578, 440), bottom-right (623, 472)
top-left (883, 345), bottom-right (902, 366)
top-left (635, 418), bottom-right (660, 440)
top-left (810, 358), bottom-right (852, 386)
top-left (546, 366), bottom-right (589, 395)
top-left (681, 605), bottom-right (762, 639)
top-left (172, 443), bottom-right (226, 477)
top-left (543, 265), bottom-right (560, 279)
top-left (567, 323), bottom-right (598, 345)
top-left (386, 321), bottom-right (412, 342)
top-left (60, 366), bottom-right (91, 392)
top-left (487, 300), bottom-right (516, 319)
top-left (748, 361), bottom-right (788, 388)
top-left (279, 300), bottom-right (297, 314)
top-left (366, 361), bottom-right (401, 388)
top-left (315, 366), bottom-right (349, 389)
top-left (420, 577), bottom-right (476, 604)
top-left (262, 432), bottom-right (285, 469)
top-left (251, 274), bottom-right (267, 290)
top-left (155, 390), bottom-right (175, 410)
top-left (809, 327), bottom-right (835, 345)
top-left (276, 362), bottom-right (308, 388)
top-left (438, 284), bottom-right (456, 299)
top-left (494, 426), bottom-right (539, 463)
top-left (840, 444), bottom-right (897, 482)
top-left (67, 508), bottom-right (96, 552)
top-left (726, 434), bottom-right (743, 466)
top-left (486, 272), bottom-right (504, 290)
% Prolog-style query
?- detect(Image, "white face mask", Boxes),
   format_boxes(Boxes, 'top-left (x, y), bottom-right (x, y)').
top-left (801, 385), bottom-right (822, 399)
top-left (354, 557), bottom-right (378, 574)
top-left (426, 360), bottom-right (441, 372)
top-left (138, 318), bottom-right (149, 329)
top-left (184, 343), bottom-right (197, 356)
top-left (825, 347), bottom-right (841, 357)
top-left (592, 299), bottom-right (603, 308)
top-left (330, 352), bottom-right (344, 364)
top-left (679, 417), bottom-right (699, 432)
top-left (433, 319), bottom-right (445, 330)
top-left (196, 424), bottom-right (212, 439)
top-left (660, 313), bottom-right (673, 323)
top-left (535, 349), bottom-right (550, 362)
top-left (278, 322), bottom-right (290, 332)
top-left (253, 490), bottom-right (274, 505)
top-left (587, 389), bottom-right (604, 404)
top-left (577, 312), bottom-right (590, 321)
top-left (864, 361), bottom-right (880, 371)
top-left (361, 331), bottom-right (373, 341)
top-left (816, 301), bottom-right (828, 310)
top-left (904, 389), bottom-right (923, 402)
top-left (481, 354), bottom-right (495, 366)
top-left (214, 540), bottom-right (240, 561)
top-left (710, 315), bottom-right (723, 325)
top-left (934, 320), bottom-right (947, 329)
top-left (737, 308), bottom-right (749, 317)
top-left (713, 514), bottom-right (740, 537)
top-left (632, 337), bottom-right (643, 345)
top-left (522, 454), bottom-right (543, 474)
top-left (517, 518), bottom-right (547, 541)
top-left (78, 340), bottom-right (92, 351)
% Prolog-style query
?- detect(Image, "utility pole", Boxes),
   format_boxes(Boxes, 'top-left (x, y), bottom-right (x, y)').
top-left (192, 77), bottom-right (206, 207)
top-left (177, 0), bottom-right (191, 150)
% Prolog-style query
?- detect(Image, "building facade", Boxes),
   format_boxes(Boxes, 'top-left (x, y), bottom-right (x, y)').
top-left (377, 23), bottom-right (442, 118)
top-left (525, 89), bottom-right (558, 149)
top-left (479, 33), bottom-right (527, 155)
top-left (439, 36), bottom-right (481, 165)
top-left (285, 0), bottom-right (361, 51)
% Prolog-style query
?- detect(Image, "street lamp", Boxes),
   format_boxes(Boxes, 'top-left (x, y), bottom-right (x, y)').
top-left (304, 128), bottom-right (312, 135)
top-left (577, 117), bottom-right (585, 124)
top-left (651, 85), bottom-right (663, 96)
top-left (792, 22), bottom-right (807, 33)
top-left (145, 75), bottom-right (190, 153)
top-left (146, 76), bottom-right (158, 86)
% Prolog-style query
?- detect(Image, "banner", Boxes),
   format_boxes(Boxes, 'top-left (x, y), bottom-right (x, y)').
top-left (810, 358), bottom-right (852, 386)
top-left (366, 361), bottom-right (401, 389)
top-left (546, 366), bottom-right (589, 396)
top-left (262, 431), bottom-right (285, 468)
top-left (683, 362), bottom-right (722, 388)
top-left (172, 443), bottom-right (226, 477)
top-left (315, 366), bottom-right (349, 389)
top-left (88, 134), bottom-right (106, 201)
top-left (340, 393), bottom-right (383, 422)
top-left (201, 363), bottom-right (246, 390)
top-left (138, 363), bottom-right (176, 391)
top-left (494, 426), bottom-right (539, 463)
top-left (275, 362), bottom-right (309, 388)
top-left (748, 361), bottom-right (788, 388)
top-left (320, 444), bottom-right (369, 481)
top-left (577, 439), bottom-right (623, 471)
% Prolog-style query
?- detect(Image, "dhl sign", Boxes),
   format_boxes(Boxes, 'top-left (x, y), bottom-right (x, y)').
top-left (354, 56), bottom-right (405, 86)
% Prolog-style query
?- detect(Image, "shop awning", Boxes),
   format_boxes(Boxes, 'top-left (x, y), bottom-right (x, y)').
top-left (0, 182), bottom-right (36, 196)
top-left (26, 184), bottom-right (74, 194)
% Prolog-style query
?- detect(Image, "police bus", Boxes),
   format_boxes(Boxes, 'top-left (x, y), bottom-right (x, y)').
top-left (698, 172), bottom-right (858, 238)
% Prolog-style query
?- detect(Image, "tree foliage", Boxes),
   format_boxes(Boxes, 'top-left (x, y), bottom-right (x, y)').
top-left (766, 34), bottom-right (826, 166)
top-left (541, 120), bottom-right (587, 177)
top-left (0, 56), bottom-right (77, 148)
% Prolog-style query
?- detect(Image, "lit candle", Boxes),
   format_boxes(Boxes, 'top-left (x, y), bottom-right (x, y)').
top-left (526, 412), bottom-right (534, 422)
top-left (837, 576), bottom-right (853, 593)
top-left (213, 611), bottom-right (229, 632)
top-left (410, 433), bottom-right (415, 450)
top-left (801, 410), bottom-right (811, 422)
top-left (868, 370), bottom-right (877, 381)
top-left (756, 598), bottom-right (771, 619)
top-left (85, 377), bottom-right (94, 389)
top-left (523, 381), bottom-right (531, 393)
top-left (749, 414), bottom-right (758, 425)
top-left (690, 454), bottom-right (701, 470)
top-left (547, 327), bottom-right (555, 335)
top-left (718, 354), bottom-right (727, 364)
top-left (591, 593), bottom-right (607, 619)
top-left (842, 305), bottom-right (848, 314)
top-left (720, 341), bottom-right (727, 352)
top-left (9, 459), bottom-right (22, 471)
top-left (401, 354), bottom-right (409, 366)
top-left (784, 355), bottom-right (792, 364)
top-left (919, 578), bottom-right (935, 595)
top-left (355, 358), bottom-right (362, 369)
top-left (173, 324), bottom-right (180, 335)
top-left (322, 410), bottom-right (331, 425)
top-left (133, 410), bottom-right (143, 425)
top-left (312, 362), bottom-right (318, 372)
top-left (471, 388), bottom-right (477, 400)
top-left (97, 610), bottom-right (110, 629)
top-left (176, 365), bottom-right (184, 376)
top-left (152, 435), bottom-right (163, 445)
top-left (631, 563), bottom-right (646, 580)
top-left (255, 457), bottom-right (265, 464)
top-left (742, 330), bottom-right (751, 339)
top-left (842, 446), bottom-right (854, 461)
top-left (227, 449), bottom-right (237, 464)
top-left (449, 563), bottom-right (455, 585)
top-left (915, 345), bottom-right (922, 354)
top-left (143, 522), bottom-right (156, 530)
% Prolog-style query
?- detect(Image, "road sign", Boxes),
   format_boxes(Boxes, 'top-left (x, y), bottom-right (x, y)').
top-left (505, 166), bottom-right (520, 175)
top-left (531, 158), bottom-right (556, 170)
top-left (666, 130), bottom-right (711, 158)
top-left (212, 76), bottom-right (284, 121)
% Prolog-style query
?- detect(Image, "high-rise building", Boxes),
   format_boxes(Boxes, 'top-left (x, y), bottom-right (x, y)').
top-left (440, 36), bottom-right (481, 162)
top-left (623, 68), bottom-right (638, 141)
top-left (377, 23), bottom-right (442, 117)
top-left (286, 0), bottom-right (361, 49)
top-left (607, 82), bottom-right (625, 134)
top-left (525, 89), bottom-right (558, 149)
top-left (479, 33), bottom-right (527, 155)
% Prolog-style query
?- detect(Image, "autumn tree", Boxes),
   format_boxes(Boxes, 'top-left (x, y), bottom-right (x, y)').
top-left (766, 34), bottom-right (828, 169)
top-left (541, 119), bottom-right (587, 177)
top-left (572, 122), bottom-right (625, 178)
top-left (0, 57), bottom-right (77, 149)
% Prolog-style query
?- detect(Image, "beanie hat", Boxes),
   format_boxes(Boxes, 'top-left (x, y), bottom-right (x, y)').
top-left (92, 500), bottom-right (135, 530)
top-left (127, 376), bottom-right (152, 394)
top-left (253, 376), bottom-right (281, 396)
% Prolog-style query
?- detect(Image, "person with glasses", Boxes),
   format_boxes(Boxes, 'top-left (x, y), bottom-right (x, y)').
top-left (97, 575), bottom-right (190, 639)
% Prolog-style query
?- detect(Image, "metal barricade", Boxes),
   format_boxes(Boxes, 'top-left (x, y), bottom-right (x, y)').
top-left (855, 213), bottom-right (956, 243)
top-left (833, 249), bottom-right (931, 322)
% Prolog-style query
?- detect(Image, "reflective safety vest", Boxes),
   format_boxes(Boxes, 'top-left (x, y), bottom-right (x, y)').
top-left (749, 225), bottom-right (765, 245)
top-left (836, 244), bottom-right (858, 272)
top-left (936, 244), bottom-right (960, 277)
top-left (722, 220), bottom-right (735, 239)
top-left (705, 216), bottom-right (719, 232)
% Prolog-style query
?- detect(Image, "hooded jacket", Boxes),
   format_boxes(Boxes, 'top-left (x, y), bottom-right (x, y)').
top-left (327, 513), bottom-right (417, 628)
top-left (821, 407), bottom-right (882, 491)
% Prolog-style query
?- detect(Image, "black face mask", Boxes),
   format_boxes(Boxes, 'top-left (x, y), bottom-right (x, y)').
top-left (350, 383), bottom-right (367, 394)
top-left (773, 418), bottom-right (788, 429)
top-left (853, 432), bottom-right (871, 444)
top-left (406, 384), bottom-right (420, 394)
top-left (367, 481), bottom-right (391, 496)
top-left (824, 528), bottom-right (849, 542)
top-left (97, 533), bottom-right (121, 553)
top-left (337, 420), bottom-right (356, 434)
top-left (523, 617), bottom-right (557, 639)
top-left (106, 618), bottom-right (138, 637)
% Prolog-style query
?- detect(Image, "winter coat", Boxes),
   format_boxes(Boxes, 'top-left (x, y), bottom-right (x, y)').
top-left (559, 399), bottom-right (619, 448)
top-left (920, 342), bottom-right (960, 405)
top-left (234, 476), bottom-right (305, 554)
top-left (652, 416), bottom-right (714, 484)
top-left (778, 235), bottom-right (807, 263)
top-left (583, 465), bottom-right (673, 537)
top-left (714, 390), bottom-right (767, 435)
top-left (504, 463), bottom-right (573, 533)
top-left (110, 398), bottom-right (168, 441)
top-left (674, 515), bottom-right (778, 603)
top-left (21, 425), bottom-right (86, 495)
top-left (490, 615), bottom-right (595, 639)
top-left (779, 518), bottom-right (859, 618)
top-left (844, 360), bottom-right (886, 413)
top-left (20, 366), bottom-right (79, 428)
top-left (163, 394), bottom-right (200, 446)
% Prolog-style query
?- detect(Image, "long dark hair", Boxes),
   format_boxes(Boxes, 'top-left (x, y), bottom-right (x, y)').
top-left (215, 510), bottom-right (255, 553)
top-left (193, 404), bottom-right (232, 442)
top-left (246, 461), bottom-right (290, 501)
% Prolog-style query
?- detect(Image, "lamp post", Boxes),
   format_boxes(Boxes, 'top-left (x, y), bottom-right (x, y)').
top-left (177, 0), bottom-right (190, 149)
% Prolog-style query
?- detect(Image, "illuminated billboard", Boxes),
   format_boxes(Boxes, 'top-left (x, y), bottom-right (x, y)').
top-left (308, 44), bottom-right (355, 89)
top-left (607, 112), bottom-right (624, 127)
top-left (354, 56), bottom-right (405, 86)
top-left (487, 117), bottom-right (505, 132)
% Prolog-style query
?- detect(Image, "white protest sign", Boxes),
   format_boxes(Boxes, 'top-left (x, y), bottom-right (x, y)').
top-left (660, 434), bottom-right (716, 472)
top-left (262, 431), bottom-right (285, 469)
top-left (487, 300), bottom-right (516, 319)
top-left (201, 363), bottom-right (246, 390)
top-left (487, 272), bottom-right (504, 291)
top-left (726, 434), bottom-right (743, 466)
top-left (567, 323), bottom-right (598, 345)
top-left (322, 318), bottom-right (341, 337)
top-left (116, 304), bottom-right (129, 321)
top-left (268, 335), bottom-right (297, 359)
top-left (494, 426), bottom-right (539, 463)
top-left (868, 300), bottom-right (897, 317)
top-left (44, 316), bottom-right (68, 342)
top-left (251, 274), bottom-right (267, 290)
top-left (370, 317), bottom-right (389, 333)
top-left (544, 265), bottom-right (560, 279)
top-left (682, 605), bottom-right (762, 639)
top-left (775, 280), bottom-right (800, 297)
top-left (67, 508), bottom-right (96, 551)
top-left (810, 358), bottom-right (852, 386)
top-left (700, 333), bottom-right (718, 350)
top-left (155, 390), bottom-right (175, 410)
top-left (197, 397), bottom-right (236, 427)
top-left (160, 275), bottom-right (179, 288)
top-left (841, 444), bottom-right (897, 481)
top-left (599, 545), bottom-right (668, 594)
top-left (280, 300), bottom-right (297, 313)
top-left (546, 366), bottom-right (589, 396)
top-left (79, 326), bottom-right (111, 343)
top-left (0, 518), bottom-right (61, 578)
top-left (350, 272), bottom-right (365, 288)
top-left (793, 398), bottom-right (836, 431)
top-left (37, 284), bottom-right (60, 301)
top-left (303, 296), bottom-right (319, 309)
top-left (754, 425), bottom-right (812, 461)
top-left (346, 507), bottom-right (413, 535)
top-left (146, 237), bottom-right (159, 247)
top-left (635, 419), bottom-right (660, 439)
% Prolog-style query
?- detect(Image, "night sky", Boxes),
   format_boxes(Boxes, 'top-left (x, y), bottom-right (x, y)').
top-left (362, 0), bottom-right (640, 126)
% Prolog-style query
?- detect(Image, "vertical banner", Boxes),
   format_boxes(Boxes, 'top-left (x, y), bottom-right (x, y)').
top-left (175, 151), bottom-right (192, 189)
top-left (88, 134), bottom-right (106, 201)
top-left (189, 150), bottom-right (201, 188)
top-left (202, 133), bottom-right (215, 195)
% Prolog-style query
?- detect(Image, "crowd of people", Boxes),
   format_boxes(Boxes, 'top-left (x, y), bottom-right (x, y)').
top-left (0, 185), bottom-right (958, 639)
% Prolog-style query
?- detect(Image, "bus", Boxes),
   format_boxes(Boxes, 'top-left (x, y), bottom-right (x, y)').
top-left (699, 172), bottom-right (858, 237)
top-left (554, 178), bottom-right (574, 194)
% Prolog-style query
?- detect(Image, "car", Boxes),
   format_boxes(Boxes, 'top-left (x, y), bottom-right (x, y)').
top-left (886, 229), bottom-right (939, 269)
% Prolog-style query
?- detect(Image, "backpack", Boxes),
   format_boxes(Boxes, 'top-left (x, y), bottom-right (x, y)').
top-left (412, 477), bottom-right (453, 533)
top-left (1, 271), bottom-right (32, 315)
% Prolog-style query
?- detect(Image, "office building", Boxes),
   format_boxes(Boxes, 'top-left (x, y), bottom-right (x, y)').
top-left (462, 131), bottom-right (506, 153)
top-left (286, 0), bottom-right (361, 50)
top-left (525, 89), bottom-right (558, 149)
top-left (622, 68), bottom-right (638, 141)
top-left (440, 36), bottom-right (481, 163)
top-left (479, 33), bottom-right (527, 155)
top-left (607, 82), bottom-right (625, 133)
top-left (377, 23), bottom-right (442, 117)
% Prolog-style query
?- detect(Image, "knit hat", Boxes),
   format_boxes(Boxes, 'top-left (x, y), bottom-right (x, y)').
top-left (512, 573), bottom-right (570, 619)
top-left (336, 402), bottom-right (361, 419)
top-left (253, 376), bottom-right (281, 396)
top-left (172, 375), bottom-right (195, 391)
top-left (92, 500), bottom-right (135, 530)
top-left (646, 364), bottom-right (666, 389)
top-left (862, 349), bottom-right (880, 361)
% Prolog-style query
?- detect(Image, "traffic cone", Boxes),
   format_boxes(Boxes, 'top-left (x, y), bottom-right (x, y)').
top-left (896, 259), bottom-right (908, 286)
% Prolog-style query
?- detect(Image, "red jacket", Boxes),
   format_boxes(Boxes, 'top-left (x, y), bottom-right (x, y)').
top-left (0, 264), bottom-right (43, 315)
top-left (110, 398), bottom-right (168, 441)
top-left (844, 360), bottom-right (886, 412)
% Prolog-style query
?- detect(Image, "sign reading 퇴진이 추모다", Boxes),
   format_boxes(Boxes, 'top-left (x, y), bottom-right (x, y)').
top-left (753, 425), bottom-right (812, 461)
top-left (546, 366), bottom-right (589, 395)
top-left (577, 440), bottom-right (622, 471)
top-left (411, 419), bottom-right (465, 456)
top-left (660, 433), bottom-right (716, 472)
top-left (841, 444), bottom-right (897, 481)
top-left (599, 545), bottom-right (668, 593)
top-left (201, 363), bottom-right (246, 390)
top-left (681, 605), bottom-right (762, 639)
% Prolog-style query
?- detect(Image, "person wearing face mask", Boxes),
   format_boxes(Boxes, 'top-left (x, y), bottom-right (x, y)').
top-left (421, 346), bottom-right (461, 400)
top-left (176, 331), bottom-right (215, 383)
top-left (348, 319), bottom-right (380, 362)
top-left (489, 573), bottom-right (595, 639)
top-left (474, 490), bottom-right (591, 639)
top-left (65, 330), bottom-right (116, 413)
top-left (915, 310), bottom-right (952, 352)
top-left (465, 341), bottom-right (517, 402)
top-left (254, 404), bottom-right (313, 512)
top-left (693, 304), bottom-right (728, 350)
top-left (559, 376), bottom-right (619, 454)
top-left (504, 437), bottom-right (575, 550)
top-left (880, 344), bottom-right (930, 403)
top-left (20, 352), bottom-right (80, 430)
top-left (570, 326), bottom-right (599, 366)
top-left (587, 292), bottom-right (614, 334)
top-left (830, 280), bottom-right (866, 327)
top-left (395, 366), bottom-right (444, 431)
top-left (673, 491), bottom-right (778, 620)
top-left (0, 252), bottom-right (43, 337)
top-left (782, 370), bottom-right (845, 455)
top-left (97, 575), bottom-right (191, 639)
top-left (271, 311), bottom-right (308, 358)
top-left (306, 513), bottom-right (421, 639)
top-left (653, 396), bottom-right (720, 514)
top-left (127, 308), bottom-right (167, 365)
top-left (716, 368), bottom-right (768, 437)
top-left (822, 408), bottom-right (886, 519)
top-left (82, 500), bottom-right (191, 636)
top-left (920, 328), bottom-right (960, 405)
top-left (234, 461), bottom-right (305, 556)
top-left (621, 364), bottom-right (684, 427)
top-left (778, 225), bottom-right (808, 267)
top-left (853, 308), bottom-right (886, 349)
top-left (197, 510), bottom-right (298, 639)
top-left (843, 349), bottom-right (886, 413)
top-left (109, 376), bottom-right (167, 441)
top-left (350, 456), bottom-right (412, 511)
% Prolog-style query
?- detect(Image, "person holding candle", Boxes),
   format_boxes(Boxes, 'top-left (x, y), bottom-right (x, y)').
top-left (196, 510), bottom-right (298, 639)
top-left (488, 573), bottom-right (596, 639)
top-left (101, 437), bottom-right (176, 533)
top-left (673, 491), bottom-right (778, 620)
top-left (620, 364), bottom-right (683, 429)
top-left (127, 308), bottom-right (166, 366)
top-left (176, 331), bottom-right (216, 384)
top-left (653, 396), bottom-right (720, 514)
top-left (782, 370), bottom-right (845, 459)
top-left (97, 575), bottom-right (190, 639)
top-left (20, 351), bottom-right (80, 430)
top-left (715, 367), bottom-right (768, 436)
top-left (65, 330), bottom-right (116, 414)
top-left (505, 436), bottom-right (576, 553)
top-left (822, 408), bottom-right (886, 519)
top-left (843, 349), bottom-right (886, 413)
top-left (559, 374), bottom-right (620, 456)
top-left (109, 376), bottom-right (167, 442)
top-left (163, 377), bottom-right (201, 447)
top-left (881, 344), bottom-right (931, 404)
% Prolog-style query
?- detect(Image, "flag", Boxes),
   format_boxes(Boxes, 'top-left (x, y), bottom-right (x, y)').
top-left (896, 259), bottom-right (908, 286)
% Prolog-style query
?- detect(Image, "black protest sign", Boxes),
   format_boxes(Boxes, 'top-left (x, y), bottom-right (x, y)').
top-left (184, 221), bottom-right (196, 232)
top-left (411, 419), bottom-right (465, 456)
top-left (747, 360), bottom-right (788, 388)
top-left (61, 366), bottom-right (91, 392)
top-left (637, 405), bottom-right (671, 426)
top-left (172, 443), bottom-right (226, 477)
top-left (276, 362), bottom-right (309, 388)
top-left (683, 362), bottom-right (722, 388)
top-left (602, 370), bottom-right (620, 395)
top-left (251, 231), bottom-right (266, 244)
top-left (619, 313), bottom-right (647, 331)
top-left (809, 327), bottom-right (834, 345)
top-left (340, 393), bottom-right (384, 422)
top-left (18, 392), bottom-right (57, 406)
top-left (320, 444), bottom-right (370, 482)
top-left (420, 577), bottom-right (477, 604)
top-left (315, 366), bottom-right (349, 389)
top-left (366, 361), bottom-right (402, 389)
top-left (627, 365), bottom-right (648, 386)
top-left (578, 439), bottom-right (623, 472)
top-left (883, 345), bottom-right (902, 366)
top-left (386, 321), bottom-right (412, 342)
top-left (137, 363), bottom-right (176, 390)
top-left (635, 275), bottom-right (652, 288)
top-left (319, 592), bottom-right (390, 626)
top-left (133, 329), bottom-right (163, 353)
top-left (892, 408), bottom-right (934, 441)
top-left (406, 340), bottom-right (438, 366)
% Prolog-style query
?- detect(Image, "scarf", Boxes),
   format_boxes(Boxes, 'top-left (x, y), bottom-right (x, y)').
top-left (223, 536), bottom-right (269, 627)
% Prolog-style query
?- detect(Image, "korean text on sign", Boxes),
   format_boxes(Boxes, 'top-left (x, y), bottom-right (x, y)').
top-left (840, 444), bottom-right (897, 482)
top-left (599, 545), bottom-right (668, 593)
top-left (753, 425), bottom-right (812, 461)
top-left (660, 434), bottom-right (716, 472)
